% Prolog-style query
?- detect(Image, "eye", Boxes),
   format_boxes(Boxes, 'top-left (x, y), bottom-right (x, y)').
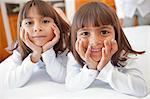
top-left (43, 19), bottom-right (50, 23)
top-left (81, 31), bottom-right (90, 37)
top-left (100, 30), bottom-right (110, 36)
top-left (25, 21), bottom-right (32, 25)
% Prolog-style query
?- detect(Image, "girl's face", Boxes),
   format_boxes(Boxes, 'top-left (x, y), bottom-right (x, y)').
top-left (21, 6), bottom-right (55, 46)
top-left (77, 25), bottom-right (115, 62)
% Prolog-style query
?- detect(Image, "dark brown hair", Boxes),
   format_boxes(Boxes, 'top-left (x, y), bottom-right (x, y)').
top-left (16, 0), bottom-right (70, 60)
top-left (70, 2), bottom-right (144, 67)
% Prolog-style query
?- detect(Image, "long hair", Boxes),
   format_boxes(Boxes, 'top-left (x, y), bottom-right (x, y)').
top-left (15, 0), bottom-right (70, 60)
top-left (70, 2), bottom-right (144, 67)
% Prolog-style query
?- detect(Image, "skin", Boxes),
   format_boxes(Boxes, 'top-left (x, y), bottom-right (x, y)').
top-left (75, 25), bottom-right (118, 70)
top-left (20, 6), bottom-right (60, 63)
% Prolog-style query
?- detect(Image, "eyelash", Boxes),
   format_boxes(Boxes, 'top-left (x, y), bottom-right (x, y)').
top-left (100, 30), bottom-right (110, 36)
top-left (25, 21), bottom-right (32, 25)
top-left (24, 19), bottom-right (50, 25)
top-left (81, 32), bottom-right (90, 36)
top-left (42, 19), bottom-right (50, 23)
top-left (80, 30), bottom-right (110, 37)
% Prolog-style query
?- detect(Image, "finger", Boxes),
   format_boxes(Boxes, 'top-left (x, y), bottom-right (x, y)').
top-left (44, 35), bottom-right (59, 48)
top-left (51, 23), bottom-right (60, 36)
top-left (97, 47), bottom-right (106, 70)
top-left (75, 38), bottom-right (80, 53)
top-left (78, 39), bottom-right (85, 59)
top-left (85, 45), bottom-right (91, 59)
top-left (43, 32), bottom-right (60, 49)
top-left (84, 45), bottom-right (95, 64)
top-left (20, 27), bottom-right (25, 42)
top-left (101, 47), bottom-right (106, 59)
top-left (104, 39), bottom-right (111, 56)
top-left (111, 39), bottom-right (118, 55)
top-left (24, 32), bottom-right (31, 47)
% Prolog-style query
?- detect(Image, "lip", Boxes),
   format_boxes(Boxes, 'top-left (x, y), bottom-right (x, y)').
top-left (32, 35), bottom-right (46, 38)
top-left (91, 48), bottom-right (101, 52)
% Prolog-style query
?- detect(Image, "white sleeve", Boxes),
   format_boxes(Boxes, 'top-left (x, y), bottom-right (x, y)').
top-left (41, 48), bottom-right (67, 83)
top-left (65, 52), bottom-right (99, 91)
top-left (114, 0), bottom-right (125, 19)
top-left (0, 50), bottom-right (37, 89)
top-left (97, 60), bottom-right (148, 97)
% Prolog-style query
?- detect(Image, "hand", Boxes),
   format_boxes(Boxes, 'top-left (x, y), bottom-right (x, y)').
top-left (20, 27), bottom-right (42, 63)
top-left (97, 39), bottom-right (118, 70)
top-left (42, 23), bottom-right (60, 52)
top-left (75, 39), bottom-right (98, 70)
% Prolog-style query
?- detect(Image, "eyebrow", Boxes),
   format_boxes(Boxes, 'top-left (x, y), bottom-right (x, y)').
top-left (100, 25), bottom-right (112, 29)
top-left (79, 25), bottom-right (112, 31)
top-left (24, 16), bottom-right (45, 19)
top-left (77, 28), bottom-right (88, 33)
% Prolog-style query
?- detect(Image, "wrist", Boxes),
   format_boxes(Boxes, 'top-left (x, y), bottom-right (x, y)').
top-left (31, 52), bottom-right (41, 63)
top-left (86, 64), bottom-right (97, 70)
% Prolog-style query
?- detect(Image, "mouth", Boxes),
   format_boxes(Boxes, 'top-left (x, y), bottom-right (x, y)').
top-left (91, 47), bottom-right (102, 53)
top-left (32, 35), bottom-right (46, 39)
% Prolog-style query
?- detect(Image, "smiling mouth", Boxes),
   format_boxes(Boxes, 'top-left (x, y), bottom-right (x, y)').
top-left (91, 48), bottom-right (101, 52)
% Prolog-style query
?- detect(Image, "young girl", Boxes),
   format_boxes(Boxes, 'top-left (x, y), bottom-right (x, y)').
top-left (65, 2), bottom-right (148, 97)
top-left (0, 0), bottom-right (70, 88)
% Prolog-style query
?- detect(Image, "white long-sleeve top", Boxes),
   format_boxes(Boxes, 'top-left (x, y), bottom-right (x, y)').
top-left (65, 52), bottom-right (148, 97)
top-left (115, 0), bottom-right (150, 18)
top-left (0, 48), bottom-right (67, 89)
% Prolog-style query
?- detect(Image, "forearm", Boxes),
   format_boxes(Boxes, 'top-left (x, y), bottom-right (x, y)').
top-left (110, 69), bottom-right (148, 97)
top-left (66, 65), bottom-right (98, 91)
top-left (66, 52), bottom-right (98, 90)
top-left (2, 54), bottom-right (36, 88)
top-left (97, 62), bottom-right (148, 97)
top-left (42, 48), bottom-right (67, 82)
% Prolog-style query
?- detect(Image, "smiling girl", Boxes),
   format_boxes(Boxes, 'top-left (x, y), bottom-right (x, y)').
top-left (65, 2), bottom-right (148, 97)
top-left (0, 0), bottom-right (70, 88)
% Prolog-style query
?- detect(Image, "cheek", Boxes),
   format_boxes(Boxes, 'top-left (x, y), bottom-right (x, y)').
top-left (104, 31), bottom-right (116, 41)
top-left (22, 28), bottom-right (33, 40)
top-left (81, 38), bottom-right (89, 49)
top-left (49, 32), bottom-right (55, 40)
top-left (46, 28), bottom-right (55, 41)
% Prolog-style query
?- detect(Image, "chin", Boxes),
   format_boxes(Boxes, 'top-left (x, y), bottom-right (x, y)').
top-left (91, 56), bottom-right (101, 62)
top-left (34, 42), bottom-right (46, 47)
top-left (91, 53), bottom-right (102, 62)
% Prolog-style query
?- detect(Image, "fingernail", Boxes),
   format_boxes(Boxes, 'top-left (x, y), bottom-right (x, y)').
top-left (111, 39), bottom-right (116, 43)
top-left (88, 45), bottom-right (91, 49)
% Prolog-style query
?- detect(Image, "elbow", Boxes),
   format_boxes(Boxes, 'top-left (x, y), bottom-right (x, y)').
top-left (8, 79), bottom-right (27, 89)
top-left (65, 79), bottom-right (86, 91)
top-left (4, 77), bottom-right (25, 89)
top-left (132, 91), bottom-right (148, 98)
top-left (65, 82), bottom-right (77, 91)
top-left (52, 78), bottom-right (65, 83)
top-left (134, 86), bottom-right (149, 98)
top-left (65, 83), bottom-right (82, 91)
top-left (5, 81), bottom-right (25, 89)
top-left (131, 83), bottom-right (149, 98)
top-left (50, 75), bottom-right (66, 83)
top-left (128, 76), bottom-right (149, 97)
top-left (65, 77), bottom-right (78, 91)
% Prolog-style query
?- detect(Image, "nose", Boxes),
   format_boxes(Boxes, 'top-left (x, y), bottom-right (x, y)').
top-left (34, 22), bottom-right (42, 32)
top-left (89, 32), bottom-right (103, 46)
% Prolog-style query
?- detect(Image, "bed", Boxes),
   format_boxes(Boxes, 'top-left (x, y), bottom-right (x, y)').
top-left (1, 25), bottom-right (150, 99)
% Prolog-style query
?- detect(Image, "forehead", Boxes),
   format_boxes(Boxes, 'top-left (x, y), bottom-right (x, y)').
top-left (26, 6), bottom-right (40, 17)
top-left (77, 25), bottom-right (113, 32)
top-left (22, 2), bottom-right (54, 19)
